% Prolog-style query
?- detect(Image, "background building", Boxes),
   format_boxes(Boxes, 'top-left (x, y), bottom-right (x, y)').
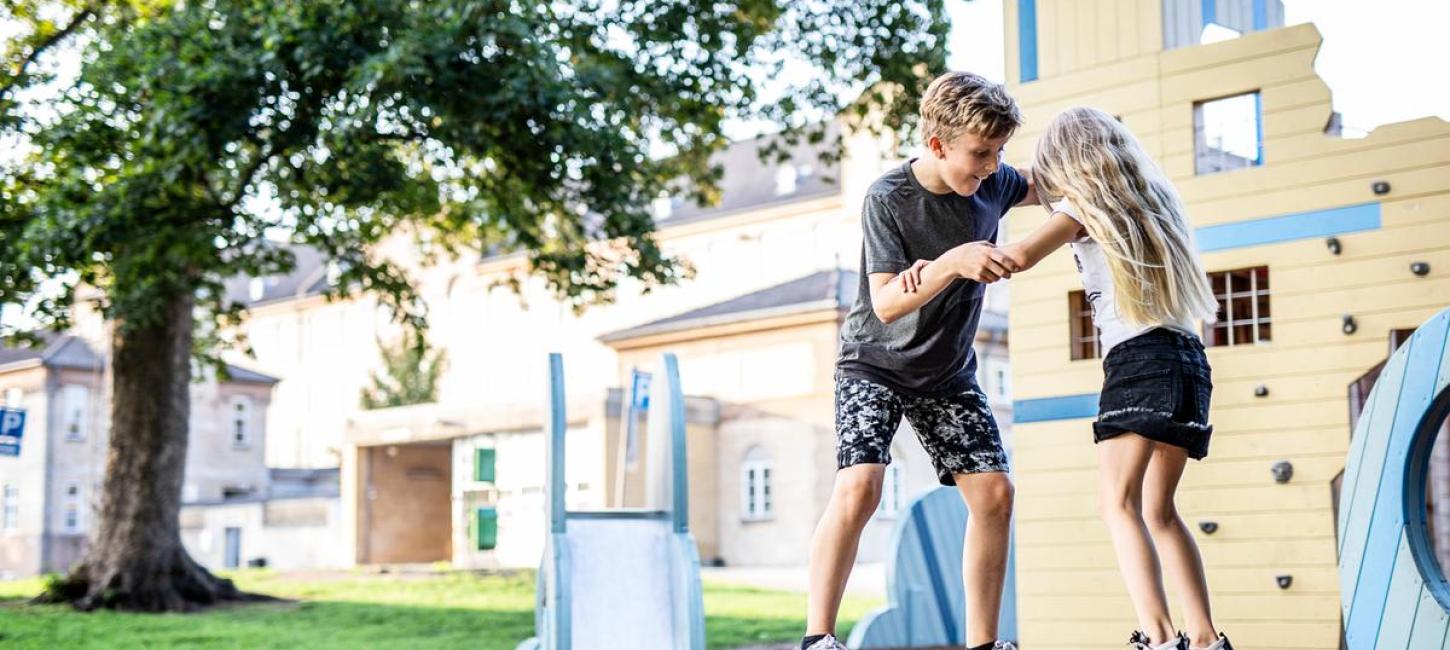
top-left (0, 310), bottom-right (342, 579)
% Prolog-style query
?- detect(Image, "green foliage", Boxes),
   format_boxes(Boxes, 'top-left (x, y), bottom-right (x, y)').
top-left (359, 326), bottom-right (445, 410)
top-left (1, 0), bottom-right (949, 345)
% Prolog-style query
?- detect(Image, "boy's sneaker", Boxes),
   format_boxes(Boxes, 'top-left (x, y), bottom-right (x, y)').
top-left (993, 642), bottom-right (1019, 650)
top-left (1127, 631), bottom-right (1189, 650)
top-left (804, 635), bottom-right (849, 650)
top-left (1191, 634), bottom-right (1234, 650)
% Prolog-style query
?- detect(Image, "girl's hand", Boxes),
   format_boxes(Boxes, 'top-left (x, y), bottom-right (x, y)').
top-left (899, 260), bottom-right (930, 293)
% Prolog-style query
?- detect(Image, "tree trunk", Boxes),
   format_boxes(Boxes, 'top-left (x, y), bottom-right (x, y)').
top-left (35, 291), bottom-right (265, 611)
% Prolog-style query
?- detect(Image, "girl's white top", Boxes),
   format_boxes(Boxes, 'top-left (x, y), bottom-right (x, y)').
top-left (1052, 199), bottom-right (1198, 355)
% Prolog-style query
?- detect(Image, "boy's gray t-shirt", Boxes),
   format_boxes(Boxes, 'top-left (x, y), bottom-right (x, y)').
top-left (837, 160), bottom-right (1028, 397)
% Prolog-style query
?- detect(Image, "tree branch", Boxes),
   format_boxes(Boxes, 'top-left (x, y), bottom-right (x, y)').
top-left (1, 5), bottom-right (98, 100)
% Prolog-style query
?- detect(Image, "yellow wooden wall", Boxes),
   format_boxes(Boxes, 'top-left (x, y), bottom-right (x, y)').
top-left (1002, 4), bottom-right (1450, 648)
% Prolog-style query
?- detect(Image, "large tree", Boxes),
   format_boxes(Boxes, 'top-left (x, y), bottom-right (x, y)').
top-left (1, 0), bottom-right (949, 611)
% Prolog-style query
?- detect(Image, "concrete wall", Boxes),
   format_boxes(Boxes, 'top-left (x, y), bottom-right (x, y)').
top-left (181, 497), bottom-right (346, 571)
top-left (1004, 6), bottom-right (1450, 648)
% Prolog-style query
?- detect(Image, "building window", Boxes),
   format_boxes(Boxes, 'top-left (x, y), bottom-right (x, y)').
top-left (1068, 290), bottom-right (1103, 361)
top-left (474, 448), bottom-right (496, 483)
top-left (877, 462), bottom-right (905, 518)
top-left (62, 385), bottom-right (88, 442)
top-left (987, 359), bottom-right (1011, 403)
top-left (1194, 92), bottom-right (1263, 175)
top-left (1205, 266), bottom-right (1271, 346)
top-left (2, 485), bottom-right (17, 531)
top-left (229, 396), bottom-right (253, 449)
top-left (774, 166), bottom-right (799, 196)
top-left (741, 447), bottom-right (773, 521)
top-left (3, 387), bottom-right (21, 408)
top-left (63, 482), bottom-right (82, 533)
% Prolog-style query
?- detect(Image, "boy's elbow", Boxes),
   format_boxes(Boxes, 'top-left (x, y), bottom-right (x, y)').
top-left (870, 298), bottom-right (899, 324)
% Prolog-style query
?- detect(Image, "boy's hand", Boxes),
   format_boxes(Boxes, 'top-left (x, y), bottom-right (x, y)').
top-left (899, 259), bottom-right (931, 293)
top-left (949, 241), bottom-right (1020, 283)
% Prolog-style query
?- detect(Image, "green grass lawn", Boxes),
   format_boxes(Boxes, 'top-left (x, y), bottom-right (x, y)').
top-left (0, 569), bottom-right (882, 649)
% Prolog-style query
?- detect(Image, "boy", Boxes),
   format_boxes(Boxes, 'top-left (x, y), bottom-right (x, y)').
top-left (803, 71), bottom-right (1037, 650)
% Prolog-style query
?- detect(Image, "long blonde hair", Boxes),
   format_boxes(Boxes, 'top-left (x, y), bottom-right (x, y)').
top-left (1033, 106), bottom-right (1217, 327)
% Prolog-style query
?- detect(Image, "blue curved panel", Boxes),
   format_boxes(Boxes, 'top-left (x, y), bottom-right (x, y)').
top-left (1337, 308), bottom-right (1450, 649)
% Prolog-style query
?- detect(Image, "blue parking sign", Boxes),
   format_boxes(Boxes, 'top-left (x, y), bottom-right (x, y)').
top-left (0, 407), bottom-right (25, 457)
top-left (630, 371), bottom-right (651, 411)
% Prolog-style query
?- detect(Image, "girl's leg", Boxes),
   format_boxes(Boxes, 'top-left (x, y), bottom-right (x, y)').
top-left (1098, 433), bottom-right (1175, 644)
top-left (1143, 444), bottom-right (1219, 648)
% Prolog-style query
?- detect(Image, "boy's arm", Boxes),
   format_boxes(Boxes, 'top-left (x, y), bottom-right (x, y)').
top-left (871, 242), bottom-right (1019, 324)
top-left (998, 211), bottom-right (1082, 272)
top-left (1014, 166), bottom-right (1040, 206)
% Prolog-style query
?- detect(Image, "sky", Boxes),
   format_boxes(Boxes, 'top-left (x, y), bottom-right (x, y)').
top-left (946, 0), bottom-right (1450, 134)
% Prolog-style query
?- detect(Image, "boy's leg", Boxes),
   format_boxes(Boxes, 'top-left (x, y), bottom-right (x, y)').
top-left (806, 376), bottom-right (903, 637)
top-left (903, 387), bottom-right (1012, 647)
top-left (806, 463), bottom-right (886, 636)
top-left (953, 471), bottom-right (1014, 647)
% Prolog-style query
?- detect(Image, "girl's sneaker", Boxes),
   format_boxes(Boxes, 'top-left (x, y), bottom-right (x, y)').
top-left (804, 635), bottom-right (849, 650)
top-left (1191, 634), bottom-right (1234, 650)
top-left (1127, 631), bottom-right (1189, 650)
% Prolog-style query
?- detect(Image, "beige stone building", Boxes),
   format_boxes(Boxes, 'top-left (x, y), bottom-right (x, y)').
top-left (0, 323), bottom-right (302, 578)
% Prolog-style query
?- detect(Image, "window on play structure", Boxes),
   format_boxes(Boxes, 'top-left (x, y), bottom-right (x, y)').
top-left (741, 446), bottom-right (773, 522)
top-left (1194, 92), bottom-right (1263, 175)
top-left (1068, 290), bottom-right (1103, 361)
top-left (1204, 266), bottom-right (1271, 347)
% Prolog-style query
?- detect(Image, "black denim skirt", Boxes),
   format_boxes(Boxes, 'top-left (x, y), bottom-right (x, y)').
top-left (1095, 327), bottom-right (1214, 459)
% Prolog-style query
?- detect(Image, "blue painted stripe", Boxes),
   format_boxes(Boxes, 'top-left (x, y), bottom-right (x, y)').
top-left (1196, 202), bottom-right (1381, 252)
top-left (1014, 393), bottom-right (1098, 423)
top-left (911, 507), bottom-right (960, 642)
top-left (1251, 0), bottom-right (1268, 30)
top-left (1201, 0), bottom-right (1216, 27)
top-left (1018, 0), bottom-right (1038, 83)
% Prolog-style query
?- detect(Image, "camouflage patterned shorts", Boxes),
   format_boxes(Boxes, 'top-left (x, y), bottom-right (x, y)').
top-left (835, 375), bottom-right (1009, 486)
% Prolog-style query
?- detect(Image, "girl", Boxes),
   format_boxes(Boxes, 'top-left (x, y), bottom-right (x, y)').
top-left (1001, 107), bottom-right (1233, 650)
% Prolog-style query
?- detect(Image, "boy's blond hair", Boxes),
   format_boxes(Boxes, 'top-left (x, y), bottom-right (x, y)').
top-left (919, 71), bottom-right (1022, 144)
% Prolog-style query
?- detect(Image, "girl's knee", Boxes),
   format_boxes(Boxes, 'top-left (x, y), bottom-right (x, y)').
top-left (1097, 485), bottom-right (1142, 520)
top-left (1143, 500), bottom-right (1180, 532)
